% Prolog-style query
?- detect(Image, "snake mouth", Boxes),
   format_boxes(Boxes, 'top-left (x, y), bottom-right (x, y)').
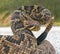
top-left (25, 25), bottom-right (35, 30)
top-left (27, 25), bottom-right (35, 30)
top-left (25, 25), bottom-right (40, 31)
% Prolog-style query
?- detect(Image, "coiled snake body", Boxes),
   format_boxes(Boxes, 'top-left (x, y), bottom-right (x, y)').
top-left (0, 5), bottom-right (55, 54)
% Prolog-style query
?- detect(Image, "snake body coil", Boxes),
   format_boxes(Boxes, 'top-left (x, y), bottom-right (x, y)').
top-left (0, 5), bottom-right (55, 54)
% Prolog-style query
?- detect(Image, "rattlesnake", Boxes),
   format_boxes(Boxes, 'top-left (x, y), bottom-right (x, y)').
top-left (0, 5), bottom-right (55, 54)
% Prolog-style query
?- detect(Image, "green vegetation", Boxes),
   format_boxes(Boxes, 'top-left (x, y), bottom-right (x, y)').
top-left (0, 0), bottom-right (60, 26)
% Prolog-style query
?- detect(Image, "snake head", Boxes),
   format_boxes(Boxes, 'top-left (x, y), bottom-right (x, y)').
top-left (24, 20), bottom-right (40, 31)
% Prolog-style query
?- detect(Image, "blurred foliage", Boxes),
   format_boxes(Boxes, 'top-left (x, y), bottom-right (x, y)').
top-left (0, 0), bottom-right (60, 26)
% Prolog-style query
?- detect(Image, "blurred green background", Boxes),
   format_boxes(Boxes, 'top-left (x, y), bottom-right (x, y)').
top-left (0, 0), bottom-right (60, 26)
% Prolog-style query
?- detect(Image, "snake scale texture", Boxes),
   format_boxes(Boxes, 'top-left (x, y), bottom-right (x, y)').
top-left (0, 5), bottom-right (55, 54)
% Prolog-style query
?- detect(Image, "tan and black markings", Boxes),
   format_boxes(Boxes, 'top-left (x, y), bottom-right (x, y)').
top-left (0, 34), bottom-right (37, 54)
top-left (11, 5), bottom-right (54, 44)
top-left (0, 5), bottom-right (55, 54)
